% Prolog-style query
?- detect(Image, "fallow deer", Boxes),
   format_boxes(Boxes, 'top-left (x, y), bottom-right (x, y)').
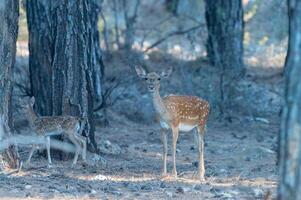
top-left (23, 97), bottom-right (87, 167)
top-left (135, 66), bottom-right (210, 181)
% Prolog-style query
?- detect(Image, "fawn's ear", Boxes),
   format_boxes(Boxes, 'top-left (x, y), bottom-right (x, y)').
top-left (30, 97), bottom-right (35, 106)
top-left (135, 66), bottom-right (147, 78)
top-left (160, 67), bottom-right (172, 79)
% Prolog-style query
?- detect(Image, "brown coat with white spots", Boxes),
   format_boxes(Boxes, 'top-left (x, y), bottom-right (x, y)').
top-left (23, 97), bottom-right (87, 167)
top-left (163, 95), bottom-right (210, 130)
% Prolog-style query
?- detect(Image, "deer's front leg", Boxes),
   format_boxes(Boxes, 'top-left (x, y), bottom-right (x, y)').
top-left (45, 136), bottom-right (52, 168)
top-left (160, 129), bottom-right (168, 176)
top-left (171, 125), bottom-right (179, 177)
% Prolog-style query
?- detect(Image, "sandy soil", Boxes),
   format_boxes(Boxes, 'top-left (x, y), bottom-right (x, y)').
top-left (0, 116), bottom-right (278, 200)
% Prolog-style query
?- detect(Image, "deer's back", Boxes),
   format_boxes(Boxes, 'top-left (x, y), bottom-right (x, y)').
top-left (163, 95), bottom-right (210, 126)
top-left (31, 116), bottom-right (80, 134)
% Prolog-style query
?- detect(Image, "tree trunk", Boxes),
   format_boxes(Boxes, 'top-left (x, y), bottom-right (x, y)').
top-left (278, 0), bottom-right (301, 199)
top-left (26, 0), bottom-right (104, 153)
top-left (122, 0), bottom-right (140, 50)
top-left (0, 0), bottom-right (19, 169)
top-left (205, 0), bottom-right (244, 118)
top-left (165, 0), bottom-right (179, 15)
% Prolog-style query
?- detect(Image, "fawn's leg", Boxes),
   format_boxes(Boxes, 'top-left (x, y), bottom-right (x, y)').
top-left (171, 125), bottom-right (179, 177)
top-left (45, 136), bottom-right (52, 167)
top-left (68, 134), bottom-right (81, 166)
top-left (75, 134), bottom-right (87, 162)
top-left (161, 129), bottom-right (168, 176)
top-left (196, 126), bottom-right (205, 181)
top-left (25, 145), bottom-right (37, 165)
top-left (81, 136), bottom-right (87, 162)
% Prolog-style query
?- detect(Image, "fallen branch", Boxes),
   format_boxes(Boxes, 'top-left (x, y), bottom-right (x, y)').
top-left (143, 24), bottom-right (204, 53)
top-left (0, 135), bottom-right (76, 153)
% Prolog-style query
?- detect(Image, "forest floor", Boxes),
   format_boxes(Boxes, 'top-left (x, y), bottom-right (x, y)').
top-left (0, 115), bottom-right (278, 200)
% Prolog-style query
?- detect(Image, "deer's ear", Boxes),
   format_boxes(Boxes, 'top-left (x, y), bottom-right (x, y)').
top-left (135, 66), bottom-right (147, 78)
top-left (160, 67), bottom-right (172, 78)
top-left (30, 97), bottom-right (35, 106)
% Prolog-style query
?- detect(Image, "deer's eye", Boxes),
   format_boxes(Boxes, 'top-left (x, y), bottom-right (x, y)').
top-left (144, 77), bottom-right (148, 80)
top-left (158, 78), bottom-right (161, 81)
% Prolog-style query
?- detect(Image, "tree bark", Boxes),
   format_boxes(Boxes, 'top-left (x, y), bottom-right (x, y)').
top-left (278, 0), bottom-right (301, 199)
top-left (205, 0), bottom-right (244, 118)
top-left (0, 0), bottom-right (19, 169)
top-left (26, 0), bottom-right (104, 153)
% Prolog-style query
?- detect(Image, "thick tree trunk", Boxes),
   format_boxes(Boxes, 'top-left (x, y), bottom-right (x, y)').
top-left (26, 0), bottom-right (104, 153)
top-left (278, 0), bottom-right (301, 199)
top-left (205, 0), bottom-right (244, 118)
top-left (0, 0), bottom-right (19, 169)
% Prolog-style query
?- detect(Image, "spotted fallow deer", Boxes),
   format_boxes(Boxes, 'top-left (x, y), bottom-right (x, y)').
top-left (23, 97), bottom-right (87, 167)
top-left (135, 66), bottom-right (210, 181)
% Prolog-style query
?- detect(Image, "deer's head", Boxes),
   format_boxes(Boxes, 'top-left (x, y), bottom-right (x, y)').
top-left (135, 66), bottom-right (172, 93)
top-left (22, 96), bottom-right (35, 112)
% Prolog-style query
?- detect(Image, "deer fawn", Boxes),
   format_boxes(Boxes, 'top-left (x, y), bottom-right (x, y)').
top-left (23, 97), bottom-right (87, 167)
top-left (135, 66), bottom-right (210, 181)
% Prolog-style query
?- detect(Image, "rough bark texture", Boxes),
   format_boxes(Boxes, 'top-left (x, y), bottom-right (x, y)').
top-left (0, 0), bottom-right (19, 169)
top-left (26, 0), bottom-right (104, 153)
top-left (278, 0), bottom-right (301, 199)
top-left (205, 0), bottom-right (244, 117)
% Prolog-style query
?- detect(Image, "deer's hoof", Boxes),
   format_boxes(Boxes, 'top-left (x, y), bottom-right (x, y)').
top-left (197, 173), bottom-right (205, 182)
top-left (161, 172), bottom-right (168, 178)
top-left (199, 177), bottom-right (205, 182)
top-left (172, 170), bottom-right (178, 178)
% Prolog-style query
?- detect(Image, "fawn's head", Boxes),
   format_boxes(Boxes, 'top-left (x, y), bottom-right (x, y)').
top-left (23, 97), bottom-right (35, 112)
top-left (135, 66), bottom-right (172, 93)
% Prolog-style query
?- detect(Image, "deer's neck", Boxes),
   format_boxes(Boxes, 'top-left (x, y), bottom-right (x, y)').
top-left (28, 107), bottom-right (38, 125)
top-left (152, 89), bottom-right (168, 119)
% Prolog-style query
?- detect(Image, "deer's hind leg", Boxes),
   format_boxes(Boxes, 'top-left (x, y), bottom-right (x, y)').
top-left (25, 145), bottom-right (38, 165)
top-left (75, 134), bottom-right (87, 162)
top-left (171, 125), bottom-right (179, 177)
top-left (45, 136), bottom-right (52, 168)
top-left (67, 132), bottom-right (82, 166)
top-left (196, 125), bottom-right (206, 181)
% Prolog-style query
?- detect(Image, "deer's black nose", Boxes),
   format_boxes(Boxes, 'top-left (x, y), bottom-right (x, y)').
top-left (148, 85), bottom-right (155, 90)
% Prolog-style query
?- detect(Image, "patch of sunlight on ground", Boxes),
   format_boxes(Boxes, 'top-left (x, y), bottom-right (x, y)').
top-left (73, 172), bottom-right (277, 188)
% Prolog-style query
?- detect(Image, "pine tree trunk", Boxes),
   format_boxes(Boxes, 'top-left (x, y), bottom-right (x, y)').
top-left (205, 0), bottom-right (244, 118)
top-left (26, 0), bottom-right (104, 153)
top-left (0, 0), bottom-right (19, 169)
top-left (278, 0), bottom-right (301, 199)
